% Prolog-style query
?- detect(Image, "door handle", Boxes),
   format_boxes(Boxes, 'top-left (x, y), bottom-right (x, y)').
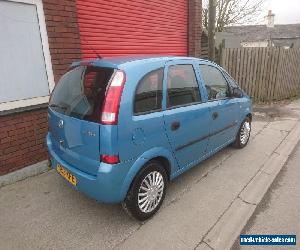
top-left (171, 121), bottom-right (180, 131)
top-left (212, 112), bottom-right (218, 120)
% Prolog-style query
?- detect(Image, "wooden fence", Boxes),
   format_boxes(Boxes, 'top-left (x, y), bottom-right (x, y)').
top-left (220, 47), bottom-right (300, 102)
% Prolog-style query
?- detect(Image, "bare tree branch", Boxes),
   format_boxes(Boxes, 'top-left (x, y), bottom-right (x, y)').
top-left (203, 0), bottom-right (266, 32)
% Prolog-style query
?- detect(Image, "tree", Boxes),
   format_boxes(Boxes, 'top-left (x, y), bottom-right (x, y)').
top-left (203, 0), bottom-right (265, 32)
top-left (208, 0), bottom-right (217, 60)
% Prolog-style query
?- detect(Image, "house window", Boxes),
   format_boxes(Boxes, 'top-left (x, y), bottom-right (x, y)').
top-left (0, 0), bottom-right (54, 112)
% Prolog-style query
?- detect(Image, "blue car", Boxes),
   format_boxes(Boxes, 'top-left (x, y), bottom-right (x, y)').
top-left (47, 56), bottom-right (252, 220)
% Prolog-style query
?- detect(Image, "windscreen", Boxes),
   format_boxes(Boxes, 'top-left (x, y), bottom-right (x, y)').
top-left (49, 66), bottom-right (114, 122)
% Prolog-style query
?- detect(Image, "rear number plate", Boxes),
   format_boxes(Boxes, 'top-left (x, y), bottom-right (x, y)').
top-left (56, 164), bottom-right (77, 186)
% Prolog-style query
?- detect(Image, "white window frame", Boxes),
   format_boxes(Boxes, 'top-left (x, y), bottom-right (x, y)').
top-left (0, 0), bottom-right (55, 112)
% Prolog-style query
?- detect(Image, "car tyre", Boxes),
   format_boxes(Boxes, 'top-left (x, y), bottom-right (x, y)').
top-left (233, 117), bottom-right (251, 149)
top-left (122, 160), bottom-right (167, 221)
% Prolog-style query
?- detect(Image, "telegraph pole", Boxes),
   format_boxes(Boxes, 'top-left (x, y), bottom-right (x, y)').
top-left (208, 0), bottom-right (216, 61)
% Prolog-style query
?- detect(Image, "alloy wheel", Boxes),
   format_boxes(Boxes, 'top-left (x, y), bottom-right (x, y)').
top-left (240, 121), bottom-right (251, 145)
top-left (137, 171), bottom-right (164, 213)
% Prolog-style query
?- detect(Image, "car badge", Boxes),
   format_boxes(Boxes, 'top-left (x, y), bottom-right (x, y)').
top-left (58, 119), bottom-right (64, 128)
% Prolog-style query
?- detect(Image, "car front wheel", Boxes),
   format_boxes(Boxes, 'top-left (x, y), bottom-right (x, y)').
top-left (233, 117), bottom-right (251, 148)
top-left (122, 160), bottom-right (167, 221)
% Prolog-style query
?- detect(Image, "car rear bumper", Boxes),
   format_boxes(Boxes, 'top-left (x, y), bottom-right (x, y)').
top-left (46, 133), bottom-right (133, 204)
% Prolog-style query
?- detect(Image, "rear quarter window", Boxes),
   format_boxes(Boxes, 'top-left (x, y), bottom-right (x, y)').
top-left (134, 68), bottom-right (163, 115)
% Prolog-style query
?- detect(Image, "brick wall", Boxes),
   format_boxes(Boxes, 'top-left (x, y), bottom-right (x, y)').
top-left (43, 0), bottom-right (82, 83)
top-left (0, 110), bottom-right (48, 175)
top-left (0, 0), bottom-right (81, 176)
top-left (188, 0), bottom-right (202, 58)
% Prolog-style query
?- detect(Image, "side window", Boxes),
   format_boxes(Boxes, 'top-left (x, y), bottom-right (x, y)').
top-left (223, 71), bottom-right (239, 89)
top-left (199, 65), bottom-right (230, 100)
top-left (134, 68), bottom-right (163, 114)
top-left (167, 64), bottom-right (201, 108)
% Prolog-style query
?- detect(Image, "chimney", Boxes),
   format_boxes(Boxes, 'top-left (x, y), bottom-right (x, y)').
top-left (265, 10), bottom-right (275, 28)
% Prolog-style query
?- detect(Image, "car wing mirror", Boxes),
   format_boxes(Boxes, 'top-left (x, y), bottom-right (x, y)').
top-left (231, 87), bottom-right (244, 98)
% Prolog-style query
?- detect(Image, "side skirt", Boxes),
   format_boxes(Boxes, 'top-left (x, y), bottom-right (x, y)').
top-left (170, 138), bottom-right (235, 180)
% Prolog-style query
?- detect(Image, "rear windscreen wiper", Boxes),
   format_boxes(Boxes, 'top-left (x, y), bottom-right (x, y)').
top-left (49, 104), bottom-right (67, 111)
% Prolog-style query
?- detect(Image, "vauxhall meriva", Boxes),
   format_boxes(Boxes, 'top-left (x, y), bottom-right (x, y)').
top-left (47, 56), bottom-right (252, 220)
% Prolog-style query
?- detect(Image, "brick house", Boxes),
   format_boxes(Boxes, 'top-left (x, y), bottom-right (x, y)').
top-left (0, 0), bottom-right (202, 177)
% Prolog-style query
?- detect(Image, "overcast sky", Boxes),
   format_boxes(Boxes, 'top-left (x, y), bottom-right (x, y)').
top-left (264, 0), bottom-right (300, 24)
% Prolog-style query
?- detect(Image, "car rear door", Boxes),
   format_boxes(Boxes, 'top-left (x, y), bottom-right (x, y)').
top-left (163, 60), bottom-right (211, 169)
top-left (198, 64), bottom-right (240, 153)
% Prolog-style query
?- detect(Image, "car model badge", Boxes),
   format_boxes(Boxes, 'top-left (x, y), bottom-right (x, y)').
top-left (82, 130), bottom-right (96, 137)
top-left (58, 119), bottom-right (64, 128)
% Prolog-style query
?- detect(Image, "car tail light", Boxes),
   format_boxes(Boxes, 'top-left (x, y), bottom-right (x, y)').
top-left (101, 154), bottom-right (120, 164)
top-left (101, 70), bottom-right (126, 125)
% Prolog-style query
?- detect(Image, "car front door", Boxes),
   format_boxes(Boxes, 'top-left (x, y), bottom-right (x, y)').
top-left (198, 64), bottom-right (240, 154)
top-left (163, 61), bottom-right (211, 169)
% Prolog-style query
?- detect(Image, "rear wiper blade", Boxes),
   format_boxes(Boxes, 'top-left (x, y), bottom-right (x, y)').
top-left (49, 104), bottom-right (67, 111)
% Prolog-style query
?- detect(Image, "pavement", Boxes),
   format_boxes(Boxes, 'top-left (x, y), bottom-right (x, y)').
top-left (0, 100), bottom-right (299, 250)
top-left (232, 141), bottom-right (300, 250)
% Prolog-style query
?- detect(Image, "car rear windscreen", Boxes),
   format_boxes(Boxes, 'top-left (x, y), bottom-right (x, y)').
top-left (49, 66), bottom-right (114, 122)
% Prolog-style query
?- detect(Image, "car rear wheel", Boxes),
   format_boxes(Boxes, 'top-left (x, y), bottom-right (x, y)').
top-left (122, 160), bottom-right (167, 221)
top-left (233, 117), bottom-right (251, 148)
